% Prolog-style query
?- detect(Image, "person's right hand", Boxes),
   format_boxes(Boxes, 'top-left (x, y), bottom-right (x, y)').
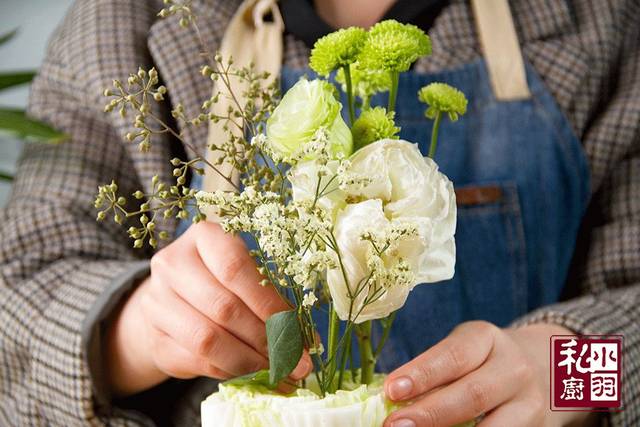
top-left (106, 221), bottom-right (312, 396)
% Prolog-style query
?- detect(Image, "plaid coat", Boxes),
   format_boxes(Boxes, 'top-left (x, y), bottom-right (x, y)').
top-left (0, 0), bottom-right (638, 425)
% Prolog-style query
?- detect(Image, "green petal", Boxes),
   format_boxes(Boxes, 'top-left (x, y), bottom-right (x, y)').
top-left (418, 82), bottom-right (468, 118)
top-left (310, 27), bottom-right (368, 76)
top-left (358, 20), bottom-right (431, 73)
top-left (351, 107), bottom-right (400, 150)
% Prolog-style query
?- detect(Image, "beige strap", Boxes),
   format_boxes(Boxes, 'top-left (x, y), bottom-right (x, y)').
top-left (471, 0), bottom-right (531, 100)
top-left (202, 0), bottom-right (284, 218)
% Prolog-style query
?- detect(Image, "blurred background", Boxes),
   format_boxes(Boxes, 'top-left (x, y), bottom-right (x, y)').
top-left (0, 0), bottom-right (74, 206)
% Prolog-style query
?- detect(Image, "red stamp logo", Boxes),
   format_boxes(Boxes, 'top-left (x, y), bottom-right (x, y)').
top-left (551, 335), bottom-right (623, 411)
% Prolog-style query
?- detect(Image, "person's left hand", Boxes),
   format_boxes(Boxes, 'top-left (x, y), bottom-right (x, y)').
top-left (383, 321), bottom-right (594, 427)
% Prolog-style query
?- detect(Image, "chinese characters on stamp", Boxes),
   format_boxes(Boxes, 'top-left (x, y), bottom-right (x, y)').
top-left (551, 335), bottom-right (622, 411)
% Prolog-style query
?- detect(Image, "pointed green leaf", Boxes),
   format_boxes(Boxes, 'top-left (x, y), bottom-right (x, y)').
top-left (0, 108), bottom-right (67, 144)
top-left (222, 369), bottom-right (275, 389)
top-left (0, 170), bottom-right (13, 181)
top-left (0, 71), bottom-right (36, 91)
top-left (266, 310), bottom-right (303, 386)
top-left (0, 29), bottom-right (18, 46)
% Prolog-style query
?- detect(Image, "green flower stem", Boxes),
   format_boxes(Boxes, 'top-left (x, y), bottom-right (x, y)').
top-left (356, 320), bottom-right (375, 385)
top-left (373, 311), bottom-right (397, 359)
top-left (327, 304), bottom-right (341, 392)
top-left (342, 64), bottom-right (356, 125)
top-left (428, 110), bottom-right (442, 159)
top-left (387, 71), bottom-right (400, 113)
top-left (337, 325), bottom-right (353, 389)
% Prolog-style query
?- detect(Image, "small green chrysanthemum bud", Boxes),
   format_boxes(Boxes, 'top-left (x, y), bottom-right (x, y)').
top-left (157, 183), bottom-right (166, 191)
top-left (140, 202), bottom-right (150, 210)
top-left (358, 20), bottom-right (431, 73)
top-left (134, 239), bottom-right (144, 248)
top-left (140, 214), bottom-right (149, 226)
top-left (137, 68), bottom-right (146, 79)
top-left (177, 176), bottom-right (186, 185)
top-left (153, 92), bottom-right (164, 102)
top-left (417, 82), bottom-right (468, 121)
top-left (173, 168), bottom-right (182, 177)
top-left (159, 231), bottom-right (169, 240)
top-left (149, 68), bottom-right (158, 80)
top-left (351, 107), bottom-right (400, 150)
top-left (163, 209), bottom-right (173, 219)
top-left (179, 17), bottom-right (189, 28)
top-left (152, 175), bottom-right (159, 185)
top-left (97, 211), bottom-right (106, 221)
top-left (146, 221), bottom-right (156, 231)
top-left (309, 27), bottom-right (367, 76)
top-left (149, 238), bottom-right (158, 248)
top-left (103, 89), bottom-right (113, 97)
top-left (117, 196), bottom-right (127, 206)
top-left (178, 210), bottom-right (189, 220)
top-left (158, 9), bottom-right (169, 18)
top-left (139, 103), bottom-right (150, 114)
top-left (127, 226), bottom-right (136, 235)
top-left (133, 190), bottom-right (144, 199)
top-left (114, 214), bottom-right (123, 224)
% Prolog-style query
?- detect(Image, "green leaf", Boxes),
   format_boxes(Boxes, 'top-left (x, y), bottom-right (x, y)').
top-left (0, 29), bottom-right (18, 46)
top-left (222, 369), bottom-right (274, 389)
top-left (266, 310), bottom-right (303, 386)
top-left (0, 71), bottom-right (36, 91)
top-left (0, 108), bottom-right (67, 144)
top-left (0, 170), bottom-right (13, 181)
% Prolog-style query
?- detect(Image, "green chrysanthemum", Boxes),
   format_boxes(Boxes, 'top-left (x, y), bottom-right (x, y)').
top-left (335, 62), bottom-right (392, 103)
top-left (310, 27), bottom-right (368, 76)
top-left (358, 20), bottom-right (431, 73)
top-left (351, 107), bottom-right (400, 150)
top-left (418, 82), bottom-right (468, 121)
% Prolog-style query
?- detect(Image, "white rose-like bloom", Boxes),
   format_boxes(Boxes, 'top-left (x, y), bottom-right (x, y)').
top-left (288, 160), bottom-right (345, 217)
top-left (328, 139), bottom-right (457, 323)
top-left (201, 378), bottom-right (389, 427)
top-left (266, 79), bottom-right (353, 160)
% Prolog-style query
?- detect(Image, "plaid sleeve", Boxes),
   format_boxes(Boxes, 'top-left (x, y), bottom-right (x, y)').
top-left (515, 20), bottom-right (640, 426)
top-left (0, 1), bottom-right (173, 425)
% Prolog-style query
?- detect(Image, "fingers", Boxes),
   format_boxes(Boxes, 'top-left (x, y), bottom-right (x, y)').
top-left (151, 331), bottom-right (235, 380)
top-left (142, 283), bottom-right (269, 377)
top-left (165, 257), bottom-right (268, 356)
top-left (385, 321), bottom-right (498, 402)
top-left (477, 397), bottom-right (544, 427)
top-left (384, 352), bottom-right (523, 427)
top-left (191, 222), bottom-right (290, 320)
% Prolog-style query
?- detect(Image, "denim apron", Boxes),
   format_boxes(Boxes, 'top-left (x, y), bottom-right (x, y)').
top-left (179, 0), bottom-right (591, 372)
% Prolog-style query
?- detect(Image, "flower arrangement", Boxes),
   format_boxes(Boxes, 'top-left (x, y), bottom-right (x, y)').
top-left (95, 2), bottom-right (468, 426)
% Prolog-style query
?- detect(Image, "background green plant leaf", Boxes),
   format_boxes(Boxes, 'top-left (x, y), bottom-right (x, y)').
top-left (0, 29), bottom-right (18, 46)
top-left (0, 171), bottom-right (13, 181)
top-left (0, 71), bottom-right (36, 91)
top-left (222, 369), bottom-right (275, 389)
top-left (0, 108), bottom-right (67, 144)
top-left (266, 310), bottom-right (303, 386)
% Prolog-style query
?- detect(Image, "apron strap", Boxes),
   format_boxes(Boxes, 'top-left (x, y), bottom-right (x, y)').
top-left (202, 0), bottom-right (284, 218)
top-left (471, 0), bottom-right (531, 100)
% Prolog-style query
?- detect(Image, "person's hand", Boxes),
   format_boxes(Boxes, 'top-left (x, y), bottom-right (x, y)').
top-left (106, 221), bottom-right (312, 396)
top-left (383, 321), bottom-right (596, 427)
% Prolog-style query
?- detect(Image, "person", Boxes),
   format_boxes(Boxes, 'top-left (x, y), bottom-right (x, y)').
top-left (0, 0), bottom-right (638, 426)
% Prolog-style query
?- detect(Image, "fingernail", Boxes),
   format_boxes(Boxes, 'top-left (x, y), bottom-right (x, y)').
top-left (388, 376), bottom-right (413, 400)
top-left (390, 419), bottom-right (416, 427)
top-left (291, 357), bottom-right (312, 379)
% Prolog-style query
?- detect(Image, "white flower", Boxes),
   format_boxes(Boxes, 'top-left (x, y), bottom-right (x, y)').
top-left (327, 139), bottom-right (456, 323)
top-left (288, 160), bottom-right (346, 217)
top-left (266, 79), bottom-right (353, 161)
top-left (302, 292), bottom-right (318, 307)
top-left (347, 139), bottom-right (457, 282)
